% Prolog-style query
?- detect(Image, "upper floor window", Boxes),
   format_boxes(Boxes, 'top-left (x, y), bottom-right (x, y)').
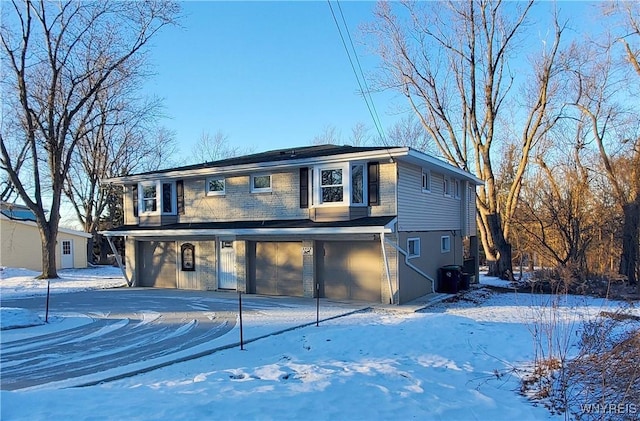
top-left (321, 167), bottom-right (344, 203)
top-left (454, 179), bottom-right (460, 199)
top-left (351, 164), bottom-right (364, 204)
top-left (312, 162), bottom-right (371, 206)
top-left (422, 170), bottom-right (431, 192)
top-left (443, 176), bottom-right (452, 197)
top-left (142, 183), bottom-right (157, 212)
top-left (206, 177), bottom-right (225, 196)
top-left (139, 180), bottom-right (176, 215)
top-left (251, 174), bottom-right (272, 193)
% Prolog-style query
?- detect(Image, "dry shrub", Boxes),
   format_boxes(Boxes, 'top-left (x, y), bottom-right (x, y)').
top-left (523, 307), bottom-right (640, 420)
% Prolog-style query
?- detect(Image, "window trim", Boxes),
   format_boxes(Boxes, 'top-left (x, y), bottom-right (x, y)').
top-left (422, 169), bottom-right (431, 193)
top-left (206, 176), bottom-right (226, 196)
top-left (251, 173), bottom-right (272, 193)
top-left (407, 237), bottom-right (421, 259)
top-left (441, 235), bottom-right (451, 253)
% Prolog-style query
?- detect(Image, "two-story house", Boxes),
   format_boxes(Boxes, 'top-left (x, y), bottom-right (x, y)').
top-left (101, 144), bottom-right (482, 304)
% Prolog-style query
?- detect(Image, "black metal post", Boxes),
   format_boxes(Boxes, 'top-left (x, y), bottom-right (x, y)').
top-left (238, 290), bottom-right (244, 350)
top-left (316, 283), bottom-right (320, 327)
top-left (45, 280), bottom-right (51, 323)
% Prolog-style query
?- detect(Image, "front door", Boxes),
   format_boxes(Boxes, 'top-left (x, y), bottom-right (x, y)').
top-left (218, 240), bottom-right (236, 289)
top-left (60, 240), bottom-right (74, 269)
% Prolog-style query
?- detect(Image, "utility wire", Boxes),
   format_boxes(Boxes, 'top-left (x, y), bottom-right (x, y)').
top-left (327, 0), bottom-right (388, 145)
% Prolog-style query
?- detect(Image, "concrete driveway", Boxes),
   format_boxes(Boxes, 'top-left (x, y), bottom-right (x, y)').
top-left (0, 288), bottom-right (368, 391)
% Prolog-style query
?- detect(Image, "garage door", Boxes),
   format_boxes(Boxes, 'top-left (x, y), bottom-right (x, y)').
top-left (319, 241), bottom-right (382, 302)
top-left (139, 241), bottom-right (177, 288)
top-left (255, 242), bottom-right (303, 296)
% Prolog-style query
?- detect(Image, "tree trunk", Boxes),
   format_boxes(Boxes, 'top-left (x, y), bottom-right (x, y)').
top-left (619, 198), bottom-right (639, 285)
top-left (38, 223), bottom-right (59, 279)
top-left (484, 213), bottom-right (514, 280)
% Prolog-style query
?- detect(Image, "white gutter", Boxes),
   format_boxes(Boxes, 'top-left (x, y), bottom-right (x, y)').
top-left (102, 148), bottom-right (409, 185)
top-left (384, 237), bottom-right (436, 294)
top-left (100, 225), bottom-right (394, 238)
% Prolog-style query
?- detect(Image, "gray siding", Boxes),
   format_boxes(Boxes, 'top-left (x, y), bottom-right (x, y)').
top-left (397, 162), bottom-right (461, 231)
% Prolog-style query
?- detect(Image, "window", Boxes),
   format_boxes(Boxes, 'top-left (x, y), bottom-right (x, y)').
top-left (162, 183), bottom-right (173, 213)
top-left (321, 168), bottom-right (344, 203)
top-left (312, 162), bottom-right (375, 206)
top-left (454, 179), bottom-right (460, 199)
top-left (441, 235), bottom-right (451, 253)
top-left (206, 177), bottom-right (225, 196)
top-left (142, 183), bottom-right (157, 212)
top-left (422, 170), bottom-right (431, 192)
top-left (443, 177), bottom-right (451, 197)
top-left (351, 164), bottom-right (364, 204)
top-left (181, 243), bottom-right (195, 271)
top-left (251, 174), bottom-right (272, 192)
top-left (138, 181), bottom-right (176, 215)
top-left (407, 238), bottom-right (421, 258)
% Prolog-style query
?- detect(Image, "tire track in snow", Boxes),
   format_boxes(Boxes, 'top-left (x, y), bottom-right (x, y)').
top-left (1, 311), bottom-right (236, 391)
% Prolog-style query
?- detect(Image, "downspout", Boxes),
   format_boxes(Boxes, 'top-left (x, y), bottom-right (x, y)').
top-left (380, 232), bottom-right (394, 305)
top-left (384, 237), bottom-right (435, 294)
top-left (106, 235), bottom-right (131, 287)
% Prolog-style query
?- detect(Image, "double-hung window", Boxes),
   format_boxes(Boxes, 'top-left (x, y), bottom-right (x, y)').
top-left (320, 167), bottom-right (344, 203)
top-left (142, 183), bottom-right (157, 212)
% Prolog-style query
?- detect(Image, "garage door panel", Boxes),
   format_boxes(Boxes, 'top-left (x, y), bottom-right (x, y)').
top-left (139, 241), bottom-right (177, 288)
top-left (255, 242), bottom-right (302, 296)
top-left (255, 242), bottom-right (277, 295)
top-left (321, 241), bottom-right (381, 302)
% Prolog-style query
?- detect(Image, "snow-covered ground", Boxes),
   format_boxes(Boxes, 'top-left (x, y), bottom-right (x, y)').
top-left (1, 266), bottom-right (637, 420)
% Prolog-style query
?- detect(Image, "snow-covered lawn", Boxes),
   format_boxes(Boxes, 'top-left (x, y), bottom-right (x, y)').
top-left (1, 267), bottom-right (637, 420)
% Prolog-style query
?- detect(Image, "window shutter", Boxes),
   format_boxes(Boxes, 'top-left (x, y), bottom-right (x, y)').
top-left (176, 180), bottom-right (185, 215)
top-left (132, 185), bottom-right (139, 217)
top-left (299, 167), bottom-right (309, 208)
top-left (368, 162), bottom-right (379, 206)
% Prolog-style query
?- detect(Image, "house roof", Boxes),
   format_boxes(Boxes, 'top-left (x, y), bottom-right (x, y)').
top-left (101, 216), bottom-right (397, 237)
top-left (0, 202), bottom-right (36, 222)
top-left (0, 201), bottom-right (92, 238)
top-left (103, 144), bottom-right (484, 185)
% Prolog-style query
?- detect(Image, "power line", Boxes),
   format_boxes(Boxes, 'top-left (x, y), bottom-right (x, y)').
top-left (326, 0), bottom-right (387, 145)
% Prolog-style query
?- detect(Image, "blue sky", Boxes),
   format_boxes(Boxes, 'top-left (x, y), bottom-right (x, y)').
top-left (144, 1), bottom-right (395, 155)
top-left (143, 1), bottom-right (603, 158)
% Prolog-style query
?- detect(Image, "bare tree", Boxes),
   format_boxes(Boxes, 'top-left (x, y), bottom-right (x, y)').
top-left (64, 85), bottom-right (177, 263)
top-left (0, 0), bottom-right (179, 278)
top-left (311, 125), bottom-right (343, 146)
top-left (384, 114), bottom-right (433, 153)
top-left (365, 1), bottom-right (566, 278)
top-left (191, 130), bottom-right (252, 164)
top-left (568, 2), bottom-right (640, 285)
